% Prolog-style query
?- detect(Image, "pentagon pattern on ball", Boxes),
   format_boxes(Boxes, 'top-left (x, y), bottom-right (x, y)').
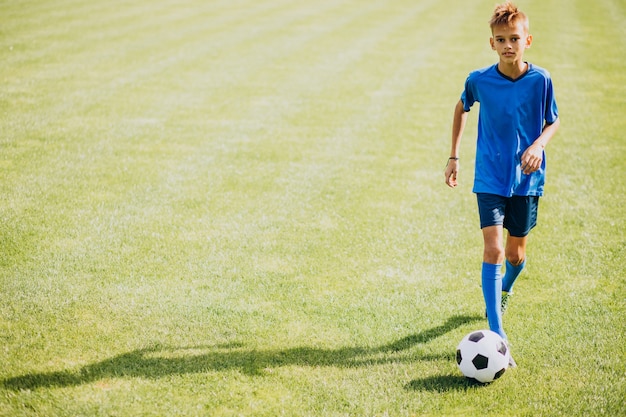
top-left (472, 354), bottom-right (489, 370)
top-left (468, 331), bottom-right (485, 342)
top-left (497, 340), bottom-right (508, 356)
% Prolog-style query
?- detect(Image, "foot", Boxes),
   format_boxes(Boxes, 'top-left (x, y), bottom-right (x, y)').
top-left (505, 341), bottom-right (517, 368)
top-left (508, 353), bottom-right (517, 368)
top-left (501, 291), bottom-right (512, 315)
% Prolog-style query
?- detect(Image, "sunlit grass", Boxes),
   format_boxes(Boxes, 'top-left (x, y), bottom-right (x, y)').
top-left (1, 0), bottom-right (624, 415)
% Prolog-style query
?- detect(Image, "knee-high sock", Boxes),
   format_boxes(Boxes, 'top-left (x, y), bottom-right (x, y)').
top-left (502, 259), bottom-right (525, 293)
top-left (482, 262), bottom-right (506, 340)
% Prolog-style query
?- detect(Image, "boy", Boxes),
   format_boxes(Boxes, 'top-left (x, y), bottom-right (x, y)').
top-left (444, 2), bottom-right (560, 366)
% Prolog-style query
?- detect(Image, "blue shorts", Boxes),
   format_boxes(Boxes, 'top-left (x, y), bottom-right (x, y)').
top-left (476, 193), bottom-right (539, 237)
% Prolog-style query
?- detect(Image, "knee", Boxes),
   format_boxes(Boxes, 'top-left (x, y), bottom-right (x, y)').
top-left (484, 245), bottom-right (505, 265)
top-left (505, 250), bottom-right (525, 266)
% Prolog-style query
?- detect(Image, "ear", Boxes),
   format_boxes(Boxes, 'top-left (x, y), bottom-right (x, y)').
top-left (490, 37), bottom-right (496, 50)
top-left (525, 34), bottom-right (533, 49)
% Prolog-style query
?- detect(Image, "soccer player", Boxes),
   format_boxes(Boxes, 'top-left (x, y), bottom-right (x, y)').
top-left (444, 2), bottom-right (560, 366)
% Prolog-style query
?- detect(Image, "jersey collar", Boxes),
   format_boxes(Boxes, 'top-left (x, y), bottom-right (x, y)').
top-left (495, 62), bottom-right (532, 82)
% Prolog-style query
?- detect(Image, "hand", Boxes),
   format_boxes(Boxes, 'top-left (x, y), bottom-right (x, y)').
top-left (520, 144), bottom-right (543, 175)
top-left (444, 159), bottom-right (459, 188)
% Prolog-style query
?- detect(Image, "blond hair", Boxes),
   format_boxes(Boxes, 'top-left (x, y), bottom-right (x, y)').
top-left (489, 2), bottom-right (529, 32)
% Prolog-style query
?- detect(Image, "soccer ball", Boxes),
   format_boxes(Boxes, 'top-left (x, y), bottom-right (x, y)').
top-left (456, 330), bottom-right (509, 383)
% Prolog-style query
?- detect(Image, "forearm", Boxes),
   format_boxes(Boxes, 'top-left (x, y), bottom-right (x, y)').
top-left (534, 117), bottom-right (560, 150)
top-left (445, 100), bottom-right (467, 188)
top-left (450, 100), bottom-right (467, 157)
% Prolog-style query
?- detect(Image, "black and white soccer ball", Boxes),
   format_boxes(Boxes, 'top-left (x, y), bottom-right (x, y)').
top-left (456, 329), bottom-right (510, 383)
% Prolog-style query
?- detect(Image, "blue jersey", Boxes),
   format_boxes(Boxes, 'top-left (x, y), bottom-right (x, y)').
top-left (461, 63), bottom-right (558, 197)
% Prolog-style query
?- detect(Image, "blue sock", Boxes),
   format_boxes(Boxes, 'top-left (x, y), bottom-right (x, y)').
top-left (502, 259), bottom-right (525, 293)
top-left (482, 262), bottom-right (507, 340)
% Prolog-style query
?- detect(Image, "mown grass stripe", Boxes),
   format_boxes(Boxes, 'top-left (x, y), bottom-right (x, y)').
top-left (0, 1), bottom-right (624, 415)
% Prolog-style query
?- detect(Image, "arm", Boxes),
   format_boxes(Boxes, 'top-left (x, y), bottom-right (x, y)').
top-left (445, 99), bottom-right (468, 188)
top-left (520, 117), bottom-right (560, 175)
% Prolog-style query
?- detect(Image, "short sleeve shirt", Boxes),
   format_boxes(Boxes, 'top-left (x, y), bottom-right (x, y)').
top-left (461, 63), bottom-right (558, 197)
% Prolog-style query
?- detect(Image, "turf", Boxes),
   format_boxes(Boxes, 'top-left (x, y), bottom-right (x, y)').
top-left (1, 0), bottom-right (624, 416)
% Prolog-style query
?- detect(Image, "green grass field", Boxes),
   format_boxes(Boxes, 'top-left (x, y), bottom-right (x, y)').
top-left (1, 0), bottom-right (624, 415)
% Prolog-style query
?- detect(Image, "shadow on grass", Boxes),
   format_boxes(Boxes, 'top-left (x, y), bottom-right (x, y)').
top-left (3, 314), bottom-right (481, 390)
top-left (405, 374), bottom-right (483, 392)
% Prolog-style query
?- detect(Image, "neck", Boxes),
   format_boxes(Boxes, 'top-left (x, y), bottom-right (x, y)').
top-left (498, 61), bottom-right (528, 80)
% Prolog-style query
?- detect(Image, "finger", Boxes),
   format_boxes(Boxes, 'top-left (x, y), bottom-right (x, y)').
top-left (523, 164), bottom-right (532, 174)
top-left (523, 163), bottom-right (537, 175)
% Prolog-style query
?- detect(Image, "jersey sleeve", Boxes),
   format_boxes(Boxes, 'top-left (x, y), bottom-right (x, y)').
top-left (544, 76), bottom-right (559, 124)
top-left (460, 73), bottom-right (477, 112)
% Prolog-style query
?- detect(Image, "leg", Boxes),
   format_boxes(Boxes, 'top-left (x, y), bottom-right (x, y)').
top-left (481, 226), bottom-right (506, 339)
top-left (501, 196), bottom-right (538, 293)
top-left (502, 232), bottom-right (528, 293)
top-left (483, 225), bottom-right (505, 265)
top-left (505, 233), bottom-right (527, 266)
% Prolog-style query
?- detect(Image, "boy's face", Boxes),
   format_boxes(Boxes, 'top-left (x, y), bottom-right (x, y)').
top-left (490, 22), bottom-right (532, 64)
